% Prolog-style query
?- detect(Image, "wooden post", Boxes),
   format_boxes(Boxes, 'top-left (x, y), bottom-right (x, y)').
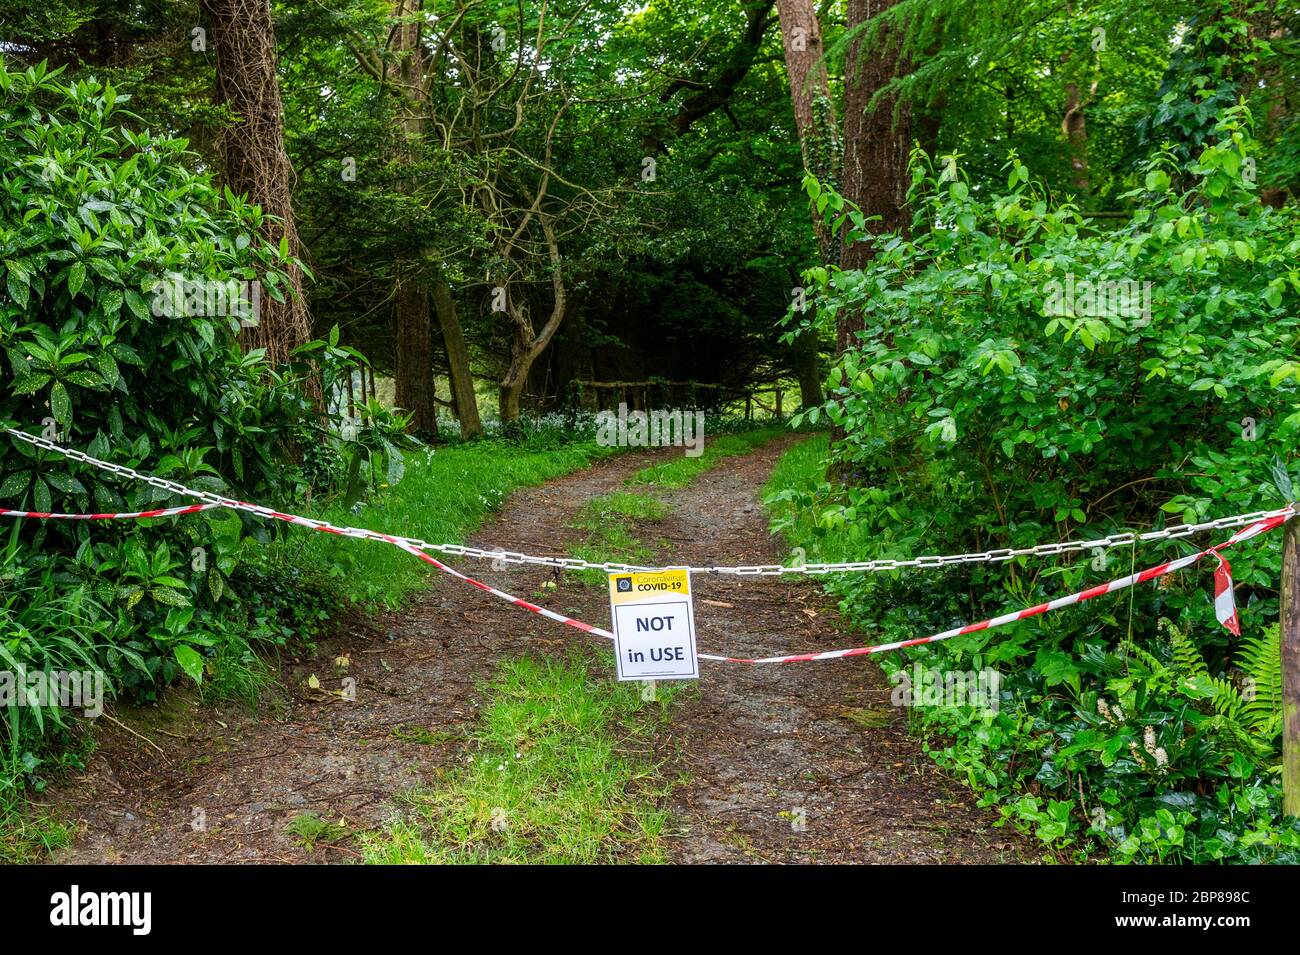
top-left (1283, 515), bottom-right (1300, 817)
top-left (775, 388), bottom-right (783, 418)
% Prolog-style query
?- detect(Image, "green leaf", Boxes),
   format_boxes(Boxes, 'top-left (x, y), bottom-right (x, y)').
top-left (11, 373), bottom-right (51, 395)
top-left (208, 567), bottom-right (225, 602)
top-left (150, 587), bottom-right (191, 608)
top-left (0, 471), bottom-right (31, 497)
top-left (49, 381), bottom-right (71, 424)
top-left (63, 370), bottom-right (103, 388)
top-left (173, 644), bottom-right (205, 684)
top-left (67, 261), bottom-right (86, 297)
top-left (125, 289), bottom-right (151, 320)
top-left (33, 478), bottom-right (51, 513)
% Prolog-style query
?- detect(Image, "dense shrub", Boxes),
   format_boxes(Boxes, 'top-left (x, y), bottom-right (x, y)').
top-left (779, 107), bottom-right (1300, 862)
top-left (0, 61), bottom-right (396, 790)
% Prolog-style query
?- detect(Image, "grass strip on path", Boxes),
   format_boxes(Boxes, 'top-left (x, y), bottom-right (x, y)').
top-left (562, 427), bottom-right (788, 586)
top-left (628, 428), bottom-right (783, 489)
top-left (362, 650), bottom-right (682, 864)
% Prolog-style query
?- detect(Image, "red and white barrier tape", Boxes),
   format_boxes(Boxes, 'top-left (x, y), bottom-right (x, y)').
top-left (0, 427), bottom-right (1290, 665)
top-left (0, 503), bottom-right (221, 521)
top-left (718, 510), bottom-right (1291, 663)
top-left (4, 422), bottom-right (1289, 578)
top-left (0, 491), bottom-right (725, 660)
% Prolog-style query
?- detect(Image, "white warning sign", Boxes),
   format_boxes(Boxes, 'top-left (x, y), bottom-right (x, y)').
top-left (607, 568), bottom-right (699, 681)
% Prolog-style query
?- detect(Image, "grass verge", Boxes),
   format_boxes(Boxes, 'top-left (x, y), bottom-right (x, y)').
top-left (273, 438), bottom-right (619, 610)
top-left (0, 801), bottom-right (75, 864)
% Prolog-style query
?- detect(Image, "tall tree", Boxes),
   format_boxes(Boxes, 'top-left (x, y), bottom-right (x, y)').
top-left (776, 0), bottom-right (840, 256)
top-left (385, 0), bottom-right (438, 437)
top-left (775, 0), bottom-right (834, 408)
top-left (431, 269), bottom-right (482, 436)
top-left (201, 0), bottom-right (312, 365)
top-left (838, 0), bottom-right (912, 352)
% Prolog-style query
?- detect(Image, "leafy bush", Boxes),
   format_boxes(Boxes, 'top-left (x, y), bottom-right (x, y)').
top-left (779, 107), bottom-right (1300, 862)
top-left (0, 60), bottom-right (385, 787)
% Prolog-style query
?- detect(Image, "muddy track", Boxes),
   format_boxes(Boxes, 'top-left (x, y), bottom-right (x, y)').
top-left (40, 437), bottom-right (1030, 864)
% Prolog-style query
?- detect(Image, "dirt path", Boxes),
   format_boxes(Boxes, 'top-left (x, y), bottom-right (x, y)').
top-left (647, 440), bottom-right (1029, 863)
top-left (42, 437), bottom-right (1029, 864)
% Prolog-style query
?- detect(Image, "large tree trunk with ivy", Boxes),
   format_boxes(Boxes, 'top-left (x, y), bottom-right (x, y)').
top-left (832, 0), bottom-right (911, 469)
top-left (201, 0), bottom-right (312, 365)
top-left (838, 0), bottom-right (912, 353)
top-left (775, 0), bottom-right (834, 409)
top-left (776, 0), bottom-right (840, 257)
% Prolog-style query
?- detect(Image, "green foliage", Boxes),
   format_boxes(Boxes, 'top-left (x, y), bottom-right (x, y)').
top-left (0, 60), bottom-right (378, 796)
top-left (285, 812), bottom-right (350, 853)
top-left (284, 435), bottom-right (621, 610)
top-left (773, 113), bottom-right (1300, 863)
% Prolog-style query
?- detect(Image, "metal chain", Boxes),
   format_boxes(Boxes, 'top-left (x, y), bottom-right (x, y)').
top-left (5, 426), bottom-right (1292, 577)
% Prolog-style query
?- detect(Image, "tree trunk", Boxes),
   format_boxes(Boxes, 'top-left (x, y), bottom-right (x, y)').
top-left (497, 220), bottom-right (568, 426)
top-left (498, 376), bottom-right (525, 425)
top-left (1282, 516), bottom-right (1300, 816)
top-left (1249, 9), bottom-right (1291, 208)
top-left (774, 0), bottom-right (833, 409)
top-left (1062, 80), bottom-right (1093, 194)
top-left (201, 0), bottom-right (312, 365)
top-left (386, 0), bottom-right (441, 438)
top-left (392, 269), bottom-right (438, 437)
top-left (776, 0), bottom-right (840, 257)
top-left (839, 0), bottom-right (912, 352)
top-left (792, 326), bottom-right (823, 409)
top-left (432, 275), bottom-right (483, 438)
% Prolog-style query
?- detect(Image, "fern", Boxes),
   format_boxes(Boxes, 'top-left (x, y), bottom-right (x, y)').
top-left (1236, 626), bottom-right (1282, 740)
top-left (1149, 618), bottom-right (1280, 758)
top-left (1164, 620), bottom-right (1208, 681)
top-left (1119, 638), bottom-right (1166, 676)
